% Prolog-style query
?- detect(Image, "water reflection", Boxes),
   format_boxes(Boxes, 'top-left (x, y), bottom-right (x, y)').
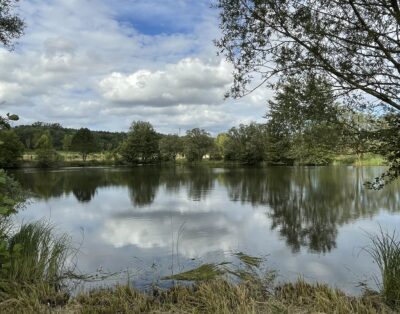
top-left (11, 166), bottom-right (399, 256)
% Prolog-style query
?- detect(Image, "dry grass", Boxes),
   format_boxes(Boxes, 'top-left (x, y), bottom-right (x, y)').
top-left (0, 278), bottom-right (394, 314)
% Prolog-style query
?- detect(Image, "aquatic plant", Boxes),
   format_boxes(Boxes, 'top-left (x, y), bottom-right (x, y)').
top-left (366, 228), bottom-right (400, 308)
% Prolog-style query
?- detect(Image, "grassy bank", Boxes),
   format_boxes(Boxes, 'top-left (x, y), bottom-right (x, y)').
top-left (1, 278), bottom-right (395, 313)
top-left (19, 150), bottom-right (387, 169)
top-left (333, 154), bottom-right (386, 166)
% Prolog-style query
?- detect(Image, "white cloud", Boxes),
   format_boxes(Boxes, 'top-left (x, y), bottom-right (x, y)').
top-left (0, 0), bottom-right (270, 133)
top-left (99, 58), bottom-right (232, 107)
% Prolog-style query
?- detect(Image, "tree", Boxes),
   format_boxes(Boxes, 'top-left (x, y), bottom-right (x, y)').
top-left (35, 132), bottom-right (60, 167)
top-left (183, 128), bottom-right (215, 162)
top-left (266, 75), bottom-right (342, 165)
top-left (0, 113), bottom-right (19, 130)
top-left (62, 134), bottom-right (73, 151)
top-left (120, 121), bottom-right (160, 163)
top-left (367, 114), bottom-right (400, 189)
top-left (71, 128), bottom-right (98, 161)
top-left (216, 1), bottom-right (400, 181)
top-left (0, 169), bottom-right (25, 216)
top-left (224, 123), bottom-right (269, 164)
top-left (0, 0), bottom-right (24, 49)
top-left (216, 0), bottom-right (400, 112)
top-left (210, 133), bottom-right (228, 160)
top-left (159, 134), bottom-right (183, 161)
top-left (338, 110), bottom-right (380, 162)
top-left (0, 130), bottom-right (24, 168)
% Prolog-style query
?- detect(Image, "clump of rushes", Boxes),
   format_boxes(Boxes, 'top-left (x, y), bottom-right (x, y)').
top-left (0, 222), bottom-right (73, 311)
top-left (366, 228), bottom-right (400, 309)
top-left (6, 222), bottom-right (71, 285)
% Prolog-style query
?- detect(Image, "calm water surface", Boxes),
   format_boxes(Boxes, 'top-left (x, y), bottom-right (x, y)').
top-left (10, 166), bottom-right (400, 294)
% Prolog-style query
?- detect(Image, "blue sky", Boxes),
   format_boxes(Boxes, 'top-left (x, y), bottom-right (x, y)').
top-left (0, 0), bottom-right (269, 134)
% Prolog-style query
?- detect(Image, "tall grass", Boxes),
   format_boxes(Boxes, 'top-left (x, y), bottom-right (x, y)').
top-left (0, 222), bottom-right (74, 312)
top-left (366, 228), bottom-right (400, 308)
top-left (6, 222), bottom-right (71, 285)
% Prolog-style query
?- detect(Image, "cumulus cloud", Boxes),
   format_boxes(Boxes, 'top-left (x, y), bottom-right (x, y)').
top-left (0, 0), bottom-right (270, 133)
top-left (99, 58), bottom-right (232, 107)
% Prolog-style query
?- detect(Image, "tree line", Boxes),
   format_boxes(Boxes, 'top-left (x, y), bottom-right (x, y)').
top-left (0, 75), bottom-right (389, 168)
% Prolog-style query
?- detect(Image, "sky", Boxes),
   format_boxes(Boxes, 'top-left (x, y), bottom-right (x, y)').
top-left (0, 0), bottom-right (271, 134)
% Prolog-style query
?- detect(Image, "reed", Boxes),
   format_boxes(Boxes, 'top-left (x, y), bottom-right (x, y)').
top-left (366, 228), bottom-right (400, 308)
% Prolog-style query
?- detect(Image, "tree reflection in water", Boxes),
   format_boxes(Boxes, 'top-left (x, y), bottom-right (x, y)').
top-left (11, 166), bottom-right (399, 253)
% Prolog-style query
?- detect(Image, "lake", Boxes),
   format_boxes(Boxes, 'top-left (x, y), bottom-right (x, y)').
top-left (10, 165), bottom-right (400, 294)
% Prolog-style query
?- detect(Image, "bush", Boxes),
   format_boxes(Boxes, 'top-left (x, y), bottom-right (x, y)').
top-left (36, 149), bottom-right (62, 168)
top-left (0, 130), bottom-right (24, 168)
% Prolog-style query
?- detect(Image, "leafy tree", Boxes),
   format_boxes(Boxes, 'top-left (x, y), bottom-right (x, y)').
top-left (62, 134), bottom-right (73, 151)
top-left (210, 133), bottom-right (228, 160)
top-left (0, 113), bottom-right (18, 130)
top-left (338, 110), bottom-right (380, 161)
top-left (0, 130), bottom-right (24, 168)
top-left (367, 114), bottom-right (400, 189)
top-left (35, 132), bottom-right (61, 167)
top-left (120, 121), bottom-right (160, 163)
top-left (0, 0), bottom-right (24, 49)
top-left (287, 124), bottom-right (339, 165)
top-left (71, 128), bottom-right (98, 161)
top-left (14, 123), bottom-right (125, 151)
top-left (159, 134), bottom-right (183, 161)
top-left (224, 123), bottom-right (269, 164)
top-left (216, 0), bottom-right (400, 112)
top-left (266, 76), bottom-right (342, 165)
top-left (0, 169), bottom-right (25, 216)
top-left (184, 128), bottom-right (214, 162)
top-left (216, 0), bottom-right (400, 181)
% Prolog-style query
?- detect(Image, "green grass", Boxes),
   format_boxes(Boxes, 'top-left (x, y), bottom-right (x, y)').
top-left (334, 154), bottom-right (386, 166)
top-left (0, 221), bottom-right (74, 312)
top-left (6, 222), bottom-right (71, 285)
top-left (162, 264), bottom-right (223, 281)
top-left (366, 228), bottom-right (400, 308)
top-left (23, 151), bottom-right (114, 162)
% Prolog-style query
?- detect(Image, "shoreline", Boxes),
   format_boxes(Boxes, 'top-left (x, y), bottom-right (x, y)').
top-left (10, 154), bottom-right (388, 170)
top-left (2, 277), bottom-right (395, 313)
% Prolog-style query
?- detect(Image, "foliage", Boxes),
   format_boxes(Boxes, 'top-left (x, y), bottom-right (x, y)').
top-left (14, 122), bottom-right (125, 151)
top-left (366, 228), bottom-right (400, 308)
top-left (0, 0), bottom-right (24, 49)
top-left (3, 222), bottom-right (71, 285)
top-left (62, 134), bottom-right (73, 151)
top-left (366, 113), bottom-right (400, 189)
top-left (0, 113), bottom-right (18, 130)
top-left (159, 134), bottom-right (183, 161)
top-left (0, 170), bottom-right (25, 216)
top-left (120, 121), bottom-right (160, 163)
top-left (183, 128), bottom-right (214, 162)
top-left (266, 76), bottom-right (342, 165)
top-left (71, 128), bottom-right (98, 161)
top-left (216, 0), bottom-right (400, 181)
top-left (338, 110), bottom-right (380, 160)
top-left (210, 133), bottom-right (228, 160)
top-left (287, 123), bottom-right (338, 165)
top-left (0, 130), bottom-right (24, 168)
top-left (35, 132), bottom-right (61, 167)
top-left (224, 123), bottom-right (269, 164)
top-left (215, 0), bottom-right (400, 112)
